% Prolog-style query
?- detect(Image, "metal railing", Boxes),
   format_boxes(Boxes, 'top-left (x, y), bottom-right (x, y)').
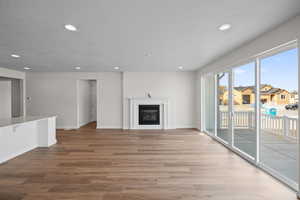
top-left (219, 111), bottom-right (298, 140)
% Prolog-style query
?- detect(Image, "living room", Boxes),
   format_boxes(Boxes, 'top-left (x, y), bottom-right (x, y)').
top-left (0, 1), bottom-right (300, 199)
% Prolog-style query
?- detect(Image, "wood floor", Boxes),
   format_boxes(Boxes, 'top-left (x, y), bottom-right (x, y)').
top-left (0, 123), bottom-right (297, 200)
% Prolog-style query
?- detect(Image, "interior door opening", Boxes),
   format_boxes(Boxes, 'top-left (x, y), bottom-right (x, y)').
top-left (77, 79), bottom-right (97, 129)
top-left (0, 77), bottom-right (24, 119)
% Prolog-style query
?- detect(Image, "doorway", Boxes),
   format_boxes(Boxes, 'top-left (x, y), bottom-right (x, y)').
top-left (0, 77), bottom-right (24, 119)
top-left (77, 80), bottom-right (97, 129)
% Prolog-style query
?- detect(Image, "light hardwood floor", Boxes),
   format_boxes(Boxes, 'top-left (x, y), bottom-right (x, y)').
top-left (0, 123), bottom-right (297, 200)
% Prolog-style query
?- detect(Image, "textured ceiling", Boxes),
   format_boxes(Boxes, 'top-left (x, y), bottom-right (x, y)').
top-left (0, 0), bottom-right (299, 72)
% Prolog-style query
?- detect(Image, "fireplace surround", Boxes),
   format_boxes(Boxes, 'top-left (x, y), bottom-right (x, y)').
top-left (128, 98), bottom-right (170, 129)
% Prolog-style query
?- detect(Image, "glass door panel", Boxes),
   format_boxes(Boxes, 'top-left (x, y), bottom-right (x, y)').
top-left (232, 62), bottom-right (256, 158)
top-left (204, 75), bottom-right (216, 135)
top-left (217, 72), bottom-right (229, 142)
top-left (260, 48), bottom-right (298, 184)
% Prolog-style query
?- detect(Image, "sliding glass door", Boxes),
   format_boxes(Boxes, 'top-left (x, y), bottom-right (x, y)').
top-left (217, 72), bottom-right (230, 143)
top-left (203, 43), bottom-right (298, 190)
top-left (203, 75), bottom-right (215, 135)
top-left (232, 62), bottom-right (256, 158)
top-left (260, 47), bottom-right (298, 185)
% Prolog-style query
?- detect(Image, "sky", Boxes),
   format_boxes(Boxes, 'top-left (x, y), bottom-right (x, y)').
top-left (232, 48), bottom-right (298, 92)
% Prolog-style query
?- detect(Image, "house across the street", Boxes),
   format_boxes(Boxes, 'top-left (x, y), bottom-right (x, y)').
top-left (220, 84), bottom-right (295, 105)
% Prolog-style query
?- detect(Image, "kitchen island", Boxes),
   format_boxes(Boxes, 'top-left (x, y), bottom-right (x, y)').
top-left (0, 116), bottom-right (56, 163)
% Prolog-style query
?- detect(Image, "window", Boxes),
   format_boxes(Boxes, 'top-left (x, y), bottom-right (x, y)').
top-left (281, 94), bottom-right (286, 99)
top-left (242, 95), bottom-right (251, 104)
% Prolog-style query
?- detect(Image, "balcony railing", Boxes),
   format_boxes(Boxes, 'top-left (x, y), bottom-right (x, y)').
top-left (219, 111), bottom-right (298, 140)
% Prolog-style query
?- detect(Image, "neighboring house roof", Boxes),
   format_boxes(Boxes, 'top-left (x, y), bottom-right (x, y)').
top-left (233, 84), bottom-right (289, 95)
top-left (233, 84), bottom-right (271, 92)
top-left (234, 86), bottom-right (249, 91)
top-left (260, 88), bottom-right (283, 95)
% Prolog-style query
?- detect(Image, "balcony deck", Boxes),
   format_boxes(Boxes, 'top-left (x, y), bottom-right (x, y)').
top-left (216, 129), bottom-right (298, 183)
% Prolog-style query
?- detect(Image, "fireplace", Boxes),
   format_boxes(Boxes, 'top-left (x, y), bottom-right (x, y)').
top-left (129, 98), bottom-right (169, 129)
top-left (139, 105), bottom-right (160, 125)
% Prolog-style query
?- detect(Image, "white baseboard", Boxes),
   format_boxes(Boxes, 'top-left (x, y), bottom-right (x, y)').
top-left (59, 125), bottom-right (196, 130)
top-left (79, 121), bottom-right (93, 128)
top-left (122, 125), bottom-right (196, 130)
top-left (96, 126), bottom-right (122, 129)
top-left (175, 124), bottom-right (197, 129)
top-left (56, 126), bottom-right (78, 130)
top-left (59, 125), bottom-right (123, 130)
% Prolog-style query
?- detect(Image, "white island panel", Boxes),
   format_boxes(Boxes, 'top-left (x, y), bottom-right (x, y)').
top-left (0, 116), bottom-right (56, 163)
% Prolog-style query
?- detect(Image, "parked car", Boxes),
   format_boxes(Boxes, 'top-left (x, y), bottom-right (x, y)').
top-left (285, 103), bottom-right (298, 110)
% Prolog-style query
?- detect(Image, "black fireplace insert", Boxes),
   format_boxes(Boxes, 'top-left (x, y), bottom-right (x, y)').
top-left (139, 105), bottom-right (160, 125)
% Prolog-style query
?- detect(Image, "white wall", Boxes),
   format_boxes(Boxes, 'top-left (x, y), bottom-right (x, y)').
top-left (98, 73), bottom-right (122, 129)
top-left (196, 15), bottom-right (300, 131)
top-left (26, 73), bottom-right (77, 129)
top-left (123, 72), bottom-right (196, 129)
top-left (0, 80), bottom-right (12, 119)
top-left (26, 71), bottom-right (196, 129)
top-left (26, 72), bottom-right (122, 129)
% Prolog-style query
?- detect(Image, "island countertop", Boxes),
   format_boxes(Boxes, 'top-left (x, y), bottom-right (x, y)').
top-left (0, 115), bottom-right (56, 128)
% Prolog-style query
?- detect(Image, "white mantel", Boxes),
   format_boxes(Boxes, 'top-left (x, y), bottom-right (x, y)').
top-left (129, 97), bottom-right (170, 129)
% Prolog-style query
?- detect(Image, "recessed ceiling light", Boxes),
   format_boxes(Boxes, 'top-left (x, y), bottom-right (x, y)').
top-left (218, 24), bottom-right (231, 31)
top-left (178, 66), bottom-right (184, 70)
top-left (114, 66), bottom-right (120, 70)
top-left (24, 67), bottom-right (31, 70)
top-left (75, 67), bottom-right (81, 70)
top-left (11, 54), bottom-right (20, 58)
top-left (64, 24), bottom-right (78, 31)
